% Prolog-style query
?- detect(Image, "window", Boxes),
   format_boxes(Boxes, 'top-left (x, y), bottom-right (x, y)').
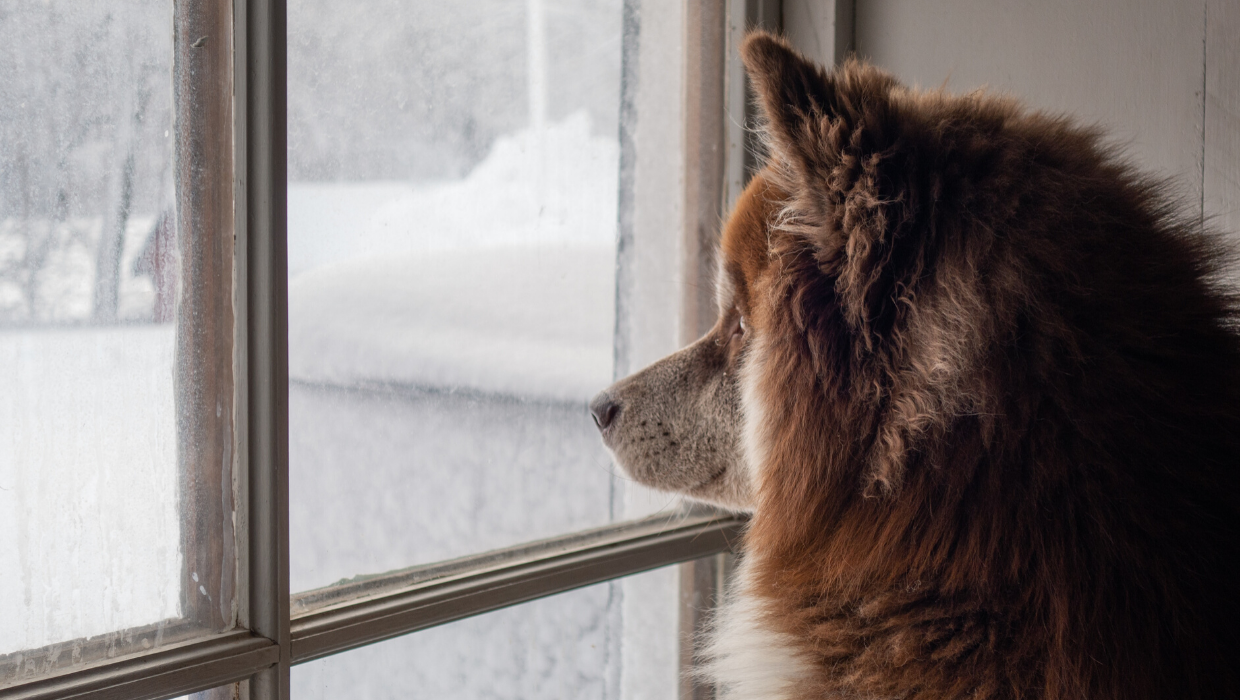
top-left (1, 0), bottom-right (239, 684)
top-left (0, 1), bottom-right (772, 698)
top-left (285, 0), bottom-right (633, 588)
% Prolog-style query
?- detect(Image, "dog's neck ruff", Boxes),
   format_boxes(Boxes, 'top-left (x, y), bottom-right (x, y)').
top-left (704, 557), bottom-right (816, 700)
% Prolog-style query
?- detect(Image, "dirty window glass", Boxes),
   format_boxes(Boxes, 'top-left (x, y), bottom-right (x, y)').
top-left (0, 0), bottom-right (236, 681)
top-left (287, 0), bottom-right (670, 592)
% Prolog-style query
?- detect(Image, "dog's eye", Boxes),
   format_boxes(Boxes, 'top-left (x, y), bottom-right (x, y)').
top-left (732, 315), bottom-right (747, 342)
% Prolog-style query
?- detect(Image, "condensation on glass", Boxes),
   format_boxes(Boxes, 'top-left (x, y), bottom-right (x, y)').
top-left (0, 0), bottom-right (238, 686)
top-left (286, 0), bottom-right (666, 593)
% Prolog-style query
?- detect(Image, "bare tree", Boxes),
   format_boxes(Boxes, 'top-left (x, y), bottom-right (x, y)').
top-left (94, 52), bottom-right (157, 323)
top-left (0, 1), bottom-right (172, 325)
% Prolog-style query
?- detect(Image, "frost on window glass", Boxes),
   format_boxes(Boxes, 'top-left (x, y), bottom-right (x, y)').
top-left (0, 0), bottom-right (236, 680)
top-left (287, 0), bottom-right (666, 592)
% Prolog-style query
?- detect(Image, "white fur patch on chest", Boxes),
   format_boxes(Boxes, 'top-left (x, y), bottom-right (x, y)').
top-left (702, 558), bottom-right (816, 700)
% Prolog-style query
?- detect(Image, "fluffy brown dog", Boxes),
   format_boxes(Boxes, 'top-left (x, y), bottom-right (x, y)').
top-left (592, 32), bottom-right (1240, 700)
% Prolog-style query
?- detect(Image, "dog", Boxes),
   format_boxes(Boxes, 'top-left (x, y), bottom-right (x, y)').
top-left (591, 32), bottom-right (1240, 700)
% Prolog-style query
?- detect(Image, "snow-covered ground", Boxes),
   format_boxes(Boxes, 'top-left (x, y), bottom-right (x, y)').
top-left (286, 112), bottom-right (638, 589)
top-left (0, 325), bottom-right (179, 654)
top-left (289, 244), bottom-right (614, 405)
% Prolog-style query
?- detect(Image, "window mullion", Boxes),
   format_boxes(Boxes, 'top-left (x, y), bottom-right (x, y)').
top-left (172, 0), bottom-right (239, 638)
top-left (238, 0), bottom-right (290, 698)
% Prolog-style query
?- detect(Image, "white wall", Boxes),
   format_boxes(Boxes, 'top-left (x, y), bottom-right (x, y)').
top-left (801, 0), bottom-right (1240, 242)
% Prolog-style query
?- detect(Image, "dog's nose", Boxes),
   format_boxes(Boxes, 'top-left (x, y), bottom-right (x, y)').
top-left (589, 393), bottom-right (620, 431)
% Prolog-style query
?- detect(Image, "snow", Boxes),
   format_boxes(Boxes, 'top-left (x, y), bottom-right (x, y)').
top-left (3, 0), bottom-right (688, 692)
top-left (288, 112), bottom-right (619, 402)
top-left (287, 111), bottom-right (631, 589)
top-left (293, 576), bottom-right (614, 699)
top-left (289, 244), bottom-right (614, 403)
top-left (284, 111), bottom-right (682, 698)
top-left (288, 111), bottom-right (618, 269)
top-left (292, 569), bottom-right (676, 700)
top-left (0, 325), bottom-right (179, 654)
top-left (288, 380), bottom-right (619, 592)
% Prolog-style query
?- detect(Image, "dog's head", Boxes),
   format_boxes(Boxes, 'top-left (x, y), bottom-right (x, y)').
top-left (589, 169), bottom-right (785, 512)
top-left (592, 32), bottom-right (1046, 513)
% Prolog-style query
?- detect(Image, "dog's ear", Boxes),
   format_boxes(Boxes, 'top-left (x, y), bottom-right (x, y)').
top-left (740, 32), bottom-right (901, 191)
top-left (739, 31), bottom-right (844, 179)
top-left (741, 32), bottom-right (906, 347)
top-left (743, 34), bottom-right (960, 495)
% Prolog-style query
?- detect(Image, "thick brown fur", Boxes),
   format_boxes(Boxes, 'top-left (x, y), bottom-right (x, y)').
top-left (728, 32), bottom-right (1240, 700)
top-left (593, 31), bottom-right (1240, 700)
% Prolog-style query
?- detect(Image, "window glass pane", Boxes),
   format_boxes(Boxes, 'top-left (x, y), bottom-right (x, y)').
top-left (0, 0), bottom-right (236, 680)
top-left (292, 566), bottom-right (680, 700)
top-left (287, 0), bottom-right (671, 592)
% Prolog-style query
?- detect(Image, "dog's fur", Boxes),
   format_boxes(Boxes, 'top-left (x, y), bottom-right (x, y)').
top-left (591, 32), bottom-right (1240, 700)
